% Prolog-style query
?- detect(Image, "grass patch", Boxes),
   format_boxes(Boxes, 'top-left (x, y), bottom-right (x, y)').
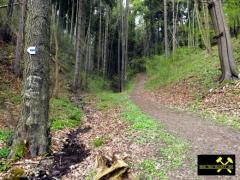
top-left (0, 130), bottom-right (12, 142)
top-left (10, 95), bottom-right (21, 105)
top-left (0, 130), bottom-right (12, 171)
top-left (139, 160), bottom-right (166, 179)
top-left (189, 101), bottom-right (240, 129)
top-left (50, 98), bottom-right (83, 130)
top-left (92, 137), bottom-right (106, 148)
top-left (97, 91), bottom-right (188, 179)
top-left (0, 147), bottom-right (10, 159)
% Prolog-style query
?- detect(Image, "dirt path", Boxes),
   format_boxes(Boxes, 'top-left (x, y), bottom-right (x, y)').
top-left (130, 74), bottom-right (240, 179)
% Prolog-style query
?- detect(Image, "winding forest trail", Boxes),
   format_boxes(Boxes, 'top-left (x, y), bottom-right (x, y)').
top-left (130, 74), bottom-right (240, 179)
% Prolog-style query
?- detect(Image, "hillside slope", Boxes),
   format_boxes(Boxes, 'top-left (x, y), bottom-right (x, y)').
top-left (145, 39), bottom-right (240, 128)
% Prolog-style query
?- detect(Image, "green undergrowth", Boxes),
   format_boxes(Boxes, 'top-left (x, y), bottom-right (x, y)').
top-left (96, 91), bottom-right (188, 179)
top-left (50, 98), bottom-right (83, 130)
top-left (145, 39), bottom-right (240, 93)
top-left (189, 101), bottom-right (240, 129)
top-left (88, 75), bottom-right (111, 93)
top-left (145, 47), bottom-right (221, 95)
top-left (145, 40), bottom-right (240, 129)
top-left (0, 130), bottom-right (12, 171)
top-left (0, 130), bottom-right (12, 159)
top-left (0, 97), bottom-right (83, 171)
top-left (91, 137), bottom-right (107, 148)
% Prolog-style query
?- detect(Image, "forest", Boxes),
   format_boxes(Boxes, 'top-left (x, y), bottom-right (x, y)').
top-left (0, 0), bottom-right (240, 179)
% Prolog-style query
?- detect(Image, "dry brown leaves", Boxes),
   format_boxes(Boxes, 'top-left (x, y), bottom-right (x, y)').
top-left (62, 96), bottom-right (151, 179)
top-left (0, 44), bottom-right (21, 129)
top-left (145, 79), bottom-right (199, 108)
top-left (203, 82), bottom-right (240, 118)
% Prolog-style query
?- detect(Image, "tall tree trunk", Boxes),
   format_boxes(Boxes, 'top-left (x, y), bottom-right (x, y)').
top-left (117, 0), bottom-right (121, 92)
top-left (208, 0), bottom-right (240, 81)
top-left (13, 0), bottom-right (27, 77)
top-left (172, 0), bottom-right (175, 53)
top-left (74, 0), bottom-right (79, 48)
top-left (120, 0), bottom-right (125, 92)
top-left (84, 4), bottom-right (92, 89)
top-left (192, 9), bottom-right (196, 47)
top-left (164, 0), bottom-right (169, 57)
top-left (103, 7), bottom-right (109, 77)
top-left (70, 0), bottom-right (75, 39)
top-left (9, 0), bottom-right (51, 158)
top-left (124, 0), bottom-right (129, 81)
top-left (195, 0), bottom-right (211, 53)
top-left (73, 0), bottom-right (82, 90)
top-left (187, 0), bottom-right (191, 48)
top-left (53, 25), bottom-right (59, 98)
top-left (202, 0), bottom-right (211, 50)
top-left (97, 1), bottom-right (102, 73)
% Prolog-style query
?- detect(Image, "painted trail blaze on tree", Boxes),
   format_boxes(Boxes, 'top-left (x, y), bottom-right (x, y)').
top-left (9, 0), bottom-right (51, 158)
top-left (208, 0), bottom-right (240, 81)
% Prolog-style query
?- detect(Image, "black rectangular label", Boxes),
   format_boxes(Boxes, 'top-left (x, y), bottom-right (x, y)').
top-left (198, 155), bottom-right (235, 176)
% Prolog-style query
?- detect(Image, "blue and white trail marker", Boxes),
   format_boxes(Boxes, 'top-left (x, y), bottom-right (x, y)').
top-left (27, 46), bottom-right (37, 55)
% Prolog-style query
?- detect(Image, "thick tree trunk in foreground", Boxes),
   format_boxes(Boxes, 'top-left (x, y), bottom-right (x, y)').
top-left (14, 0), bottom-right (27, 77)
top-left (9, 0), bottom-right (51, 158)
top-left (208, 0), bottom-right (240, 81)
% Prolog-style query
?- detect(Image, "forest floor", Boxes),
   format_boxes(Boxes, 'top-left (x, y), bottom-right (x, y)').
top-left (1, 42), bottom-right (240, 179)
top-left (131, 74), bottom-right (240, 179)
top-left (0, 43), bottom-right (188, 179)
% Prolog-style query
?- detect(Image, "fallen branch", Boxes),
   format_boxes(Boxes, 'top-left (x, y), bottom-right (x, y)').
top-left (12, 161), bottom-right (39, 166)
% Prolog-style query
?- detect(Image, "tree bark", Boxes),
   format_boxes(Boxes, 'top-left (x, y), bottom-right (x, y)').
top-left (120, 0), bottom-right (125, 91)
top-left (9, 0), bottom-right (51, 158)
top-left (73, 0), bottom-right (82, 90)
top-left (208, 0), bottom-right (240, 81)
top-left (14, 0), bottom-right (27, 77)
top-left (6, 0), bottom-right (14, 23)
top-left (124, 0), bottom-right (129, 81)
top-left (195, 0), bottom-right (211, 53)
top-left (84, 4), bottom-right (92, 89)
top-left (164, 0), bottom-right (169, 57)
top-left (97, 1), bottom-right (102, 73)
top-left (103, 7), bottom-right (109, 77)
top-left (74, 0), bottom-right (79, 48)
top-left (117, 0), bottom-right (121, 92)
top-left (53, 25), bottom-right (59, 98)
top-left (172, 0), bottom-right (179, 54)
top-left (70, 0), bottom-right (75, 39)
top-left (202, 0), bottom-right (211, 50)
